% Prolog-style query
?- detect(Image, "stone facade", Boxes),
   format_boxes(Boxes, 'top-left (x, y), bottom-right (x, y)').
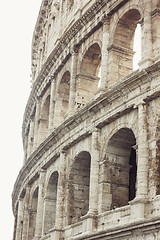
top-left (12, 0), bottom-right (160, 239)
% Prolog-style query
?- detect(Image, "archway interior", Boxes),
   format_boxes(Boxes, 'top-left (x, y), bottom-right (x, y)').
top-left (76, 43), bottom-right (101, 108)
top-left (133, 23), bottom-right (141, 70)
top-left (43, 171), bottom-right (58, 234)
top-left (39, 95), bottom-right (50, 143)
top-left (57, 71), bottom-right (70, 118)
top-left (105, 128), bottom-right (136, 209)
top-left (28, 187), bottom-right (38, 240)
top-left (112, 9), bottom-right (141, 82)
top-left (69, 151), bottom-right (91, 224)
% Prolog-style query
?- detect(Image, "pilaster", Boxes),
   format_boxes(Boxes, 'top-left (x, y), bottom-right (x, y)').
top-left (97, 18), bottom-right (110, 95)
top-left (88, 128), bottom-right (100, 215)
top-left (22, 186), bottom-right (31, 240)
top-left (48, 79), bottom-right (56, 133)
top-left (34, 170), bottom-right (46, 240)
top-left (139, 1), bottom-right (153, 69)
top-left (137, 102), bottom-right (149, 197)
top-left (15, 198), bottom-right (24, 240)
top-left (68, 47), bottom-right (78, 115)
top-left (130, 101), bottom-right (149, 219)
top-left (33, 100), bottom-right (41, 149)
top-left (52, 150), bottom-right (66, 239)
top-left (27, 117), bottom-right (35, 157)
top-left (13, 210), bottom-right (18, 240)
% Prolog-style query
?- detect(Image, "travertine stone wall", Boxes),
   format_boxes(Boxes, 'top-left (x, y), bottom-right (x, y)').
top-left (12, 0), bottom-right (160, 239)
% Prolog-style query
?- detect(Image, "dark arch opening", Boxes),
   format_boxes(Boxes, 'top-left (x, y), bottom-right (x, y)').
top-left (111, 9), bottom-right (141, 83)
top-left (76, 43), bottom-right (101, 108)
top-left (55, 71), bottom-right (70, 124)
top-left (28, 187), bottom-right (38, 240)
top-left (43, 171), bottom-right (58, 234)
top-left (39, 95), bottom-right (50, 143)
top-left (68, 151), bottom-right (91, 224)
top-left (105, 128), bottom-right (136, 209)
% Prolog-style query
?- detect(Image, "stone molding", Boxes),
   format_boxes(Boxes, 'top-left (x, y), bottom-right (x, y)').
top-left (12, 60), bottom-right (160, 210)
top-left (23, 0), bottom-right (133, 143)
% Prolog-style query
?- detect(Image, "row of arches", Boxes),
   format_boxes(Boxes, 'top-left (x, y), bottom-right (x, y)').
top-left (26, 11), bottom-right (142, 156)
top-left (21, 127), bottom-right (138, 239)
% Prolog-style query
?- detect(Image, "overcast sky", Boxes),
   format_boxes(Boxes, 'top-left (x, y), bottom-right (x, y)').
top-left (0, 1), bottom-right (141, 239)
top-left (0, 1), bottom-right (42, 239)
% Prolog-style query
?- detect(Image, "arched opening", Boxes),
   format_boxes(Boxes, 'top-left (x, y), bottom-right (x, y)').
top-left (133, 23), bottom-right (141, 70)
top-left (43, 172), bottom-right (58, 234)
top-left (104, 128), bottom-right (136, 210)
top-left (54, 71), bottom-right (70, 125)
top-left (38, 95), bottom-right (50, 143)
top-left (68, 151), bottom-right (91, 224)
top-left (76, 43), bottom-right (101, 108)
top-left (28, 187), bottom-right (38, 240)
top-left (110, 9), bottom-right (141, 83)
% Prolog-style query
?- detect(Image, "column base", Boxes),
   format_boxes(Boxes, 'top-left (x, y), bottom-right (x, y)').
top-left (80, 212), bottom-right (97, 233)
top-left (49, 227), bottom-right (63, 240)
top-left (129, 196), bottom-right (148, 220)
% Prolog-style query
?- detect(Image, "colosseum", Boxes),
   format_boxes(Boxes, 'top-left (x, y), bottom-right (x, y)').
top-left (12, 0), bottom-right (160, 239)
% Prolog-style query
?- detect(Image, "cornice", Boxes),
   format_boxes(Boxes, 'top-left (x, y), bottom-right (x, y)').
top-left (13, 61), bottom-right (160, 210)
top-left (23, 0), bottom-right (108, 141)
top-left (23, 0), bottom-right (132, 141)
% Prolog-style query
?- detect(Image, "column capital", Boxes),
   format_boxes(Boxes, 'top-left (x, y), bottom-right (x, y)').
top-left (92, 127), bottom-right (101, 134)
top-left (70, 45), bottom-right (78, 55)
top-left (38, 169), bottom-right (46, 175)
top-left (60, 148), bottom-right (67, 155)
top-left (133, 99), bottom-right (147, 109)
top-left (101, 15), bottom-right (110, 25)
top-left (50, 72), bottom-right (58, 81)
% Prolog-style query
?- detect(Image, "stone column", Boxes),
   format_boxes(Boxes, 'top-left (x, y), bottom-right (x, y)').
top-left (136, 102), bottom-right (148, 197)
top-left (55, 150), bottom-right (66, 228)
top-left (48, 79), bottom-right (56, 133)
top-left (68, 47), bottom-right (78, 115)
top-left (23, 133), bottom-right (28, 164)
top-left (130, 102), bottom-right (148, 219)
top-left (89, 128), bottom-right (100, 214)
top-left (15, 198), bottom-right (24, 240)
top-left (150, 1), bottom-right (160, 59)
top-left (34, 170), bottom-right (46, 240)
top-left (81, 128), bottom-right (100, 233)
top-left (33, 100), bottom-right (41, 149)
top-left (98, 18), bottom-right (110, 92)
top-left (51, 150), bottom-right (66, 240)
top-left (27, 118), bottom-right (34, 157)
top-left (139, 1), bottom-right (153, 69)
top-left (13, 210), bottom-right (18, 240)
top-left (22, 186), bottom-right (31, 240)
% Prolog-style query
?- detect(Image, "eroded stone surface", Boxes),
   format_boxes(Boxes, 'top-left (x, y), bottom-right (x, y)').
top-left (12, 0), bottom-right (160, 239)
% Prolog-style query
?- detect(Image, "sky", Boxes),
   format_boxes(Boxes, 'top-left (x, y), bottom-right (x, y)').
top-left (0, 1), bottom-right (141, 239)
top-left (0, 1), bottom-right (42, 239)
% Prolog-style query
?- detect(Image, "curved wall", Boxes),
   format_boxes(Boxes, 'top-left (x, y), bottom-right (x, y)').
top-left (13, 0), bottom-right (160, 239)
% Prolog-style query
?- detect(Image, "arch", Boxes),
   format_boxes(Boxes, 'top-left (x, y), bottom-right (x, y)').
top-left (28, 187), bottom-right (39, 240)
top-left (110, 8), bottom-right (141, 83)
top-left (54, 71), bottom-right (70, 126)
top-left (76, 43), bottom-right (101, 108)
top-left (68, 151), bottom-right (91, 224)
top-left (102, 128), bottom-right (136, 210)
top-left (38, 95), bottom-right (50, 143)
top-left (43, 171), bottom-right (58, 234)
